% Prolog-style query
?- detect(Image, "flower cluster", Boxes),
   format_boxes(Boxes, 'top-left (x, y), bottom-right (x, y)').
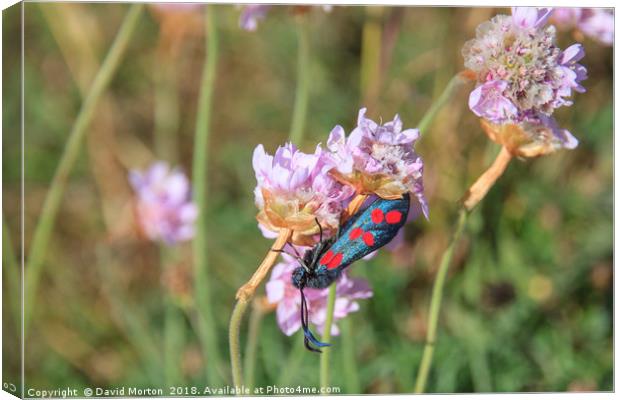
top-left (266, 254), bottom-right (373, 336)
top-left (254, 108), bottom-right (427, 335)
top-left (129, 162), bottom-right (198, 245)
top-left (462, 7), bottom-right (587, 156)
top-left (552, 8), bottom-right (614, 46)
top-left (326, 108), bottom-right (428, 217)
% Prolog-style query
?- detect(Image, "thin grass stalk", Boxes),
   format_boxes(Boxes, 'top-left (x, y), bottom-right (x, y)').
top-left (319, 283), bottom-right (337, 391)
top-left (3, 218), bottom-right (20, 328)
top-left (341, 318), bottom-right (360, 393)
top-left (360, 6), bottom-right (383, 109)
top-left (161, 247), bottom-right (183, 386)
top-left (417, 73), bottom-right (469, 135)
top-left (23, 4), bottom-right (143, 334)
top-left (154, 58), bottom-right (180, 163)
top-left (288, 17), bottom-right (310, 144)
top-left (192, 5), bottom-right (222, 385)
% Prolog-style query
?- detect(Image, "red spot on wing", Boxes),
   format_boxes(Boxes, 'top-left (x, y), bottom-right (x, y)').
top-left (362, 232), bottom-right (375, 247)
top-left (386, 210), bottom-right (403, 224)
top-left (327, 252), bottom-right (343, 269)
top-left (349, 227), bottom-right (363, 240)
top-left (320, 250), bottom-right (335, 266)
top-left (371, 208), bottom-right (384, 224)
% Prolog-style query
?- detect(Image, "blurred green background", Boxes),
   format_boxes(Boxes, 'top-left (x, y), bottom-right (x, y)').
top-left (2, 3), bottom-right (613, 394)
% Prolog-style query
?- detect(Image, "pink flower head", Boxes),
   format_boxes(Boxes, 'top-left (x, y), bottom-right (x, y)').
top-left (252, 143), bottom-right (354, 243)
top-left (129, 162), bottom-right (198, 244)
top-left (462, 7), bottom-right (587, 151)
top-left (266, 255), bottom-right (373, 336)
top-left (239, 4), bottom-right (271, 31)
top-left (553, 8), bottom-right (614, 46)
top-left (325, 108), bottom-right (428, 218)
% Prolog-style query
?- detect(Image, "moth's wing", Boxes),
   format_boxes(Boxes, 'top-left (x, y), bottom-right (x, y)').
top-left (316, 194), bottom-right (410, 272)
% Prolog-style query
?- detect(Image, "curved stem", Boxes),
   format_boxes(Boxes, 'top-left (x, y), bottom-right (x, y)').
top-left (23, 3), bottom-right (143, 335)
top-left (192, 5), bottom-right (221, 385)
top-left (229, 228), bottom-right (292, 388)
top-left (288, 17), bottom-right (310, 144)
top-left (417, 73), bottom-right (468, 135)
top-left (414, 209), bottom-right (467, 393)
top-left (229, 299), bottom-right (249, 389)
top-left (243, 301), bottom-right (264, 391)
top-left (414, 146), bottom-right (512, 393)
top-left (461, 146), bottom-right (512, 211)
top-left (319, 283), bottom-right (337, 391)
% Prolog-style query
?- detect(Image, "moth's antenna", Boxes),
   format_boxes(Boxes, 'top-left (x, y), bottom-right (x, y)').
top-left (299, 286), bottom-right (331, 353)
top-left (315, 218), bottom-right (323, 242)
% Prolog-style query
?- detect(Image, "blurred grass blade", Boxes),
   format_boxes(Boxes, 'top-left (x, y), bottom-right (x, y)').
top-left (23, 3), bottom-right (144, 335)
top-left (3, 217), bottom-right (21, 328)
top-left (288, 16), bottom-right (310, 144)
top-left (417, 73), bottom-right (468, 135)
top-left (341, 318), bottom-right (360, 393)
top-left (243, 302), bottom-right (264, 390)
top-left (192, 5), bottom-right (222, 385)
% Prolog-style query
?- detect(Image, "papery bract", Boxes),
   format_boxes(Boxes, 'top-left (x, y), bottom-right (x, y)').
top-left (252, 143), bottom-right (353, 244)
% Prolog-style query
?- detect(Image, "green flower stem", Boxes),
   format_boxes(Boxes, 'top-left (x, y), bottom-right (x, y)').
top-left (413, 146), bottom-right (512, 393)
top-left (360, 6), bottom-right (383, 109)
top-left (161, 247), bottom-right (183, 386)
top-left (414, 209), bottom-right (467, 393)
top-left (341, 318), bottom-right (360, 393)
top-left (417, 73), bottom-right (468, 135)
top-left (288, 17), bottom-right (310, 144)
top-left (192, 5), bottom-right (222, 385)
top-left (23, 4), bottom-right (143, 335)
top-left (319, 283), bottom-right (337, 391)
top-left (229, 299), bottom-right (249, 388)
top-left (154, 58), bottom-right (180, 163)
top-left (243, 301), bottom-right (264, 391)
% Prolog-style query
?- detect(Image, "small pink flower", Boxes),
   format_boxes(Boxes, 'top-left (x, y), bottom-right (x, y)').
top-left (553, 8), bottom-right (614, 46)
top-left (511, 7), bottom-right (552, 29)
top-left (252, 143), bottom-right (353, 244)
top-left (239, 4), bottom-right (271, 31)
top-left (129, 162), bottom-right (198, 244)
top-left (468, 80), bottom-right (518, 123)
top-left (325, 108), bottom-right (428, 217)
top-left (266, 255), bottom-right (373, 336)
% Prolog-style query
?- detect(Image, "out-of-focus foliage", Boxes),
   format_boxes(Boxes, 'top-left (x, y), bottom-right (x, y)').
top-left (2, 4), bottom-right (612, 393)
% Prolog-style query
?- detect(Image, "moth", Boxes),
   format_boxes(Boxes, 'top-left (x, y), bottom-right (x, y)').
top-left (280, 193), bottom-right (410, 352)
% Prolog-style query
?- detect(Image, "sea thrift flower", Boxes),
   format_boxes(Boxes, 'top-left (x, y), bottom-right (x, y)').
top-left (326, 108), bottom-right (428, 218)
top-left (553, 8), bottom-right (614, 46)
top-left (129, 162), bottom-right (198, 244)
top-left (252, 143), bottom-right (354, 244)
top-left (266, 255), bottom-right (373, 336)
top-left (462, 7), bottom-right (587, 154)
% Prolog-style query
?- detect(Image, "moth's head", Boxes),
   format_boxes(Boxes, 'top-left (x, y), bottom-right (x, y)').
top-left (292, 265), bottom-right (340, 290)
